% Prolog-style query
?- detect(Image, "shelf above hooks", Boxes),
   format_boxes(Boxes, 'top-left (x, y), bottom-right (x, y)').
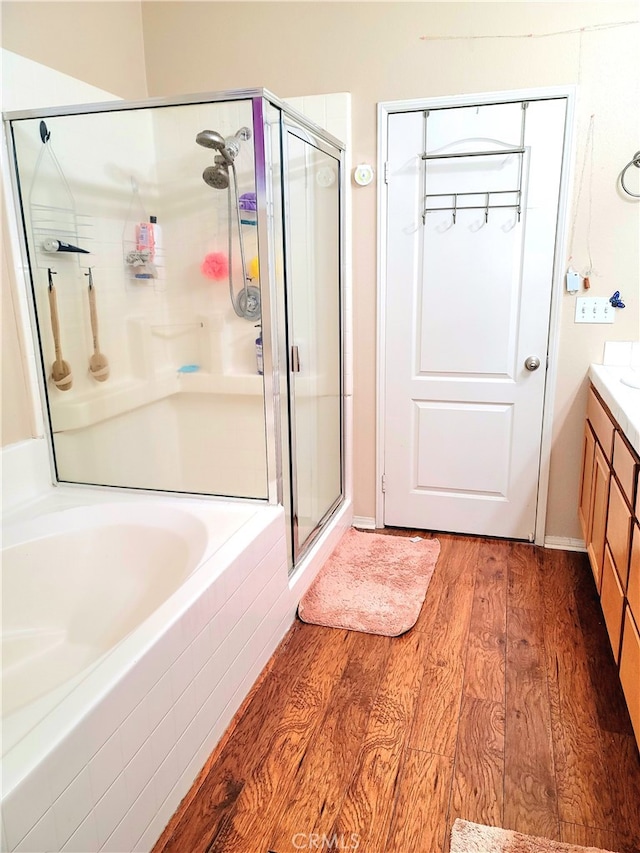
top-left (421, 146), bottom-right (525, 161)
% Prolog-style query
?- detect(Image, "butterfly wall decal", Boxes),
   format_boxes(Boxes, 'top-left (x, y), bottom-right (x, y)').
top-left (609, 291), bottom-right (625, 309)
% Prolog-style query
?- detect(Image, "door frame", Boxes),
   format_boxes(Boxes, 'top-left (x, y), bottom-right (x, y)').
top-left (376, 86), bottom-right (577, 544)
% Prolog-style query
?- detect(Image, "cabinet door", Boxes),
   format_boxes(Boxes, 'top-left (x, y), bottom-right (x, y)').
top-left (601, 545), bottom-right (625, 663)
top-left (579, 424), bottom-right (596, 541)
top-left (620, 608), bottom-right (640, 747)
top-left (606, 475), bottom-right (632, 589)
top-left (587, 442), bottom-right (610, 591)
top-left (628, 523), bottom-right (640, 625)
top-left (613, 431), bottom-right (637, 506)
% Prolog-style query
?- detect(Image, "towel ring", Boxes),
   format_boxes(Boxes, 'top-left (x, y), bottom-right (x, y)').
top-left (620, 150), bottom-right (640, 198)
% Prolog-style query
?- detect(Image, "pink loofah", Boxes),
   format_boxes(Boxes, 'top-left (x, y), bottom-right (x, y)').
top-left (200, 252), bottom-right (229, 280)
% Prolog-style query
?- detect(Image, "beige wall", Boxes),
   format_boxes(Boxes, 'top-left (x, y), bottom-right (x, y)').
top-left (1, 2), bottom-right (148, 100)
top-left (2, 2), bottom-right (639, 540)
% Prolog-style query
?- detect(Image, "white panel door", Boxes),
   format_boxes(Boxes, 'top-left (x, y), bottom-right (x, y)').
top-left (383, 99), bottom-right (567, 540)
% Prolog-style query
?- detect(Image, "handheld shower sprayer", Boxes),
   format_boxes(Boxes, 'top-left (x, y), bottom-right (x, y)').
top-left (196, 126), bottom-right (260, 321)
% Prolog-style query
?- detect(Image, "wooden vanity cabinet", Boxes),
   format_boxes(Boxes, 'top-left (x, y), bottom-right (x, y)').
top-left (579, 383), bottom-right (640, 749)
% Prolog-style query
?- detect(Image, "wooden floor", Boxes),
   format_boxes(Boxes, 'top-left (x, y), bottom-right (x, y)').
top-left (154, 532), bottom-right (640, 853)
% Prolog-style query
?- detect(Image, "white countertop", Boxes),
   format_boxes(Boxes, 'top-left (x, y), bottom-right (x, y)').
top-left (589, 364), bottom-right (640, 455)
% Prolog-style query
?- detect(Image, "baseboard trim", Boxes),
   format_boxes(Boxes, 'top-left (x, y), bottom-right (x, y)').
top-left (544, 536), bottom-right (587, 552)
top-left (351, 524), bottom-right (587, 551)
top-left (352, 515), bottom-right (376, 530)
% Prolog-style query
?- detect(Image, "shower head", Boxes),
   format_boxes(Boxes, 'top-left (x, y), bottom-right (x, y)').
top-left (198, 126), bottom-right (251, 188)
top-left (196, 129), bottom-right (226, 151)
top-left (203, 162), bottom-right (229, 189)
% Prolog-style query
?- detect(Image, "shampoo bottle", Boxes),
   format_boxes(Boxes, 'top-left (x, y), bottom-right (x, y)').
top-left (136, 218), bottom-right (156, 258)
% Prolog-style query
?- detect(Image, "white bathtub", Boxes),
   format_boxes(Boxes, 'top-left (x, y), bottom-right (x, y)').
top-left (1, 493), bottom-right (292, 853)
top-left (2, 503), bottom-right (210, 723)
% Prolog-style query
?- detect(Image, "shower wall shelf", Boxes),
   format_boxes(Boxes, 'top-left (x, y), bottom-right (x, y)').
top-left (50, 370), bottom-right (264, 432)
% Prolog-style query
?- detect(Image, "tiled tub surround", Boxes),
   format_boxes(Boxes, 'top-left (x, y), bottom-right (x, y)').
top-left (1, 493), bottom-right (291, 853)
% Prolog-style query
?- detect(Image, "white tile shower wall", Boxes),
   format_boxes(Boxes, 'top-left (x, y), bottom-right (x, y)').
top-left (2, 510), bottom-right (289, 853)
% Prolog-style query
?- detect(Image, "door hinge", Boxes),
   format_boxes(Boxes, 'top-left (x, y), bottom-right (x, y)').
top-left (382, 474), bottom-right (386, 492)
top-left (384, 161), bottom-right (390, 184)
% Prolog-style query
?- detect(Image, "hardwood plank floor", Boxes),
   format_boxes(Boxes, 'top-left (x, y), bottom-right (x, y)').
top-left (153, 533), bottom-right (640, 853)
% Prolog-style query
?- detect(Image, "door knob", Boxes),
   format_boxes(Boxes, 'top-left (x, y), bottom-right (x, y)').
top-left (524, 356), bottom-right (541, 371)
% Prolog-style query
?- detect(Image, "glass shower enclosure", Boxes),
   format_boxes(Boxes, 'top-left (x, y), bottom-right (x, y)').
top-left (5, 89), bottom-right (344, 570)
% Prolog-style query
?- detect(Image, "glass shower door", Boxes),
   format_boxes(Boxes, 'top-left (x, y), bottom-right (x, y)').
top-left (284, 124), bottom-right (342, 558)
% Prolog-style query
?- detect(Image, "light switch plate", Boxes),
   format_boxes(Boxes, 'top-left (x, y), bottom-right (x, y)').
top-left (574, 297), bottom-right (615, 324)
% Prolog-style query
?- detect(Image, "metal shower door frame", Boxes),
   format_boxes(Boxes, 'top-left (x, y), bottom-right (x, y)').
top-left (274, 107), bottom-right (346, 568)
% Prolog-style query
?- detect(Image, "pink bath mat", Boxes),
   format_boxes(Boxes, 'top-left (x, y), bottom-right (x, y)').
top-left (298, 528), bottom-right (440, 636)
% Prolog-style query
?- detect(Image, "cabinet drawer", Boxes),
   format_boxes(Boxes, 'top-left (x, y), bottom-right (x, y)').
top-left (620, 608), bottom-right (640, 747)
top-left (628, 523), bottom-right (640, 625)
top-left (587, 387), bottom-right (615, 460)
top-left (606, 476), bottom-right (632, 589)
top-left (613, 431), bottom-right (638, 507)
top-left (601, 544), bottom-right (625, 663)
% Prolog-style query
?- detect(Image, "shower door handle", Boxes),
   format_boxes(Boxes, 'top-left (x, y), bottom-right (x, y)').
top-left (291, 345), bottom-right (301, 373)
